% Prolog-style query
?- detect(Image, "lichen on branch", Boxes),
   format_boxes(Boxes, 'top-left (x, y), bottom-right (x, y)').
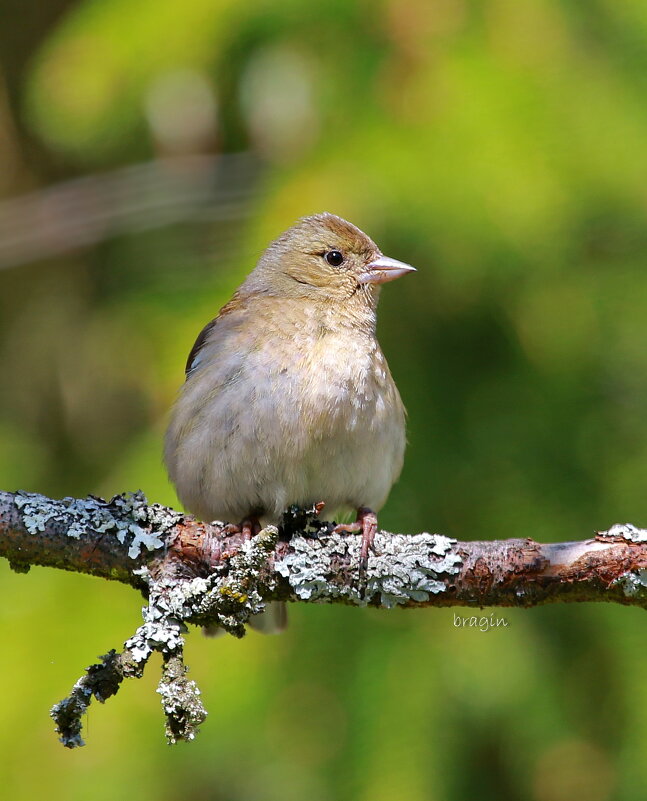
top-left (1, 488), bottom-right (647, 748)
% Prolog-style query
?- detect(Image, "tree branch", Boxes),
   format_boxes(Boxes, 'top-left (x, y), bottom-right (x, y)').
top-left (1, 489), bottom-right (646, 747)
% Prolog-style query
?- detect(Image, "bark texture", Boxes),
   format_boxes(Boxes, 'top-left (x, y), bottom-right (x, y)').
top-left (2, 489), bottom-right (646, 747)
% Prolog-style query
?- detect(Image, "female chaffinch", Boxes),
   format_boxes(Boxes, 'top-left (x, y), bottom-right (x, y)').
top-left (165, 213), bottom-right (415, 627)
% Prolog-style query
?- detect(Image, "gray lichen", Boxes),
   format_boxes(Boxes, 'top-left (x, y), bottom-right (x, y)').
top-left (14, 490), bottom-right (173, 559)
top-left (127, 525), bottom-right (281, 662)
top-left (125, 565), bottom-right (185, 663)
top-left (130, 524), bottom-right (282, 732)
top-left (185, 525), bottom-right (280, 636)
top-left (276, 531), bottom-right (462, 607)
top-left (51, 649), bottom-right (131, 748)
top-left (602, 523), bottom-right (647, 544)
top-left (158, 656), bottom-right (207, 744)
top-left (51, 675), bottom-right (92, 748)
top-left (52, 525), bottom-right (283, 748)
top-left (19, 494), bottom-right (646, 750)
top-left (614, 569), bottom-right (647, 598)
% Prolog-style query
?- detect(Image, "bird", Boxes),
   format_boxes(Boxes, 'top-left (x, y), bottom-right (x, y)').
top-left (164, 212), bottom-right (415, 628)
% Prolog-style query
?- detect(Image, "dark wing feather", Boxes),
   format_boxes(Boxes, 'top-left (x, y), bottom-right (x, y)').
top-left (185, 318), bottom-right (218, 376)
top-left (184, 293), bottom-right (244, 377)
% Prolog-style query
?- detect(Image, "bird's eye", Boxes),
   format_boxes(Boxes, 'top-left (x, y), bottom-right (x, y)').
top-left (324, 250), bottom-right (344, 267)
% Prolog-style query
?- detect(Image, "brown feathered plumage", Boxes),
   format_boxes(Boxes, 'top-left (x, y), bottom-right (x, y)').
top-left (165, 213), bottom-right (415, 628)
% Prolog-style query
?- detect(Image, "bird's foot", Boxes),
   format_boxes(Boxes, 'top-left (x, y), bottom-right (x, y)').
top-left (241, 517), bottom-right (262, 541)
top-left (222, 517), bottom-right (262, 539)
top-left (333, 507), bottom-right (378, 574)
top-left (220, 517), bottom-right (262, 557)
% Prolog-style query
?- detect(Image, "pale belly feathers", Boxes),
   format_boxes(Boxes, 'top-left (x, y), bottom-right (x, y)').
top-left (166, 324), bottom-right (406, 525)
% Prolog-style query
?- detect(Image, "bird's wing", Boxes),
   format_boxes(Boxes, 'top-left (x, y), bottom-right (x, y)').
top-left (185, 317), bottom-right (218, 375)
top-left (184, 293), bottom-right (245, 376)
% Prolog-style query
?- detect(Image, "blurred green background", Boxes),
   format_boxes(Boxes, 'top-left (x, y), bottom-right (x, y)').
top-left (0, 0), bottom-right (646, 798)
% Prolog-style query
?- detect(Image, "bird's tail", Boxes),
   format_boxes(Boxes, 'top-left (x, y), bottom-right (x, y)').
top-left (247, 601), bottom-right (288, 634)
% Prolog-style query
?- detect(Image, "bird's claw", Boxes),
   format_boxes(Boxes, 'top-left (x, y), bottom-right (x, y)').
top-left (222, 517), bottom-right (262, 540)
top-left (219, 517), bottom-right (262, 557)
top-left (332, 506), bottom-right (378, 578)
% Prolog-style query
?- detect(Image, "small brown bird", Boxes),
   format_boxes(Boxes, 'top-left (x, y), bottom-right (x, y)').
top-left (165, 213), bottom-right (414, 606)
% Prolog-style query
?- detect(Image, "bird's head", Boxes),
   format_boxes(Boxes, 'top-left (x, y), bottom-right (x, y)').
top-left (242, 213), bottom-right (415, 308)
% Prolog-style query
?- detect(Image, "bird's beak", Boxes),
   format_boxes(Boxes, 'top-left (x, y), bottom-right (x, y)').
top-left (357, 255), bottom-right (417, 285)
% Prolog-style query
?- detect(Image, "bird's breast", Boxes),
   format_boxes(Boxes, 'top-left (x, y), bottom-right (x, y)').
top-left (245, 324), bottom-right (406, 512)
top-left (166, 310), bottom-right (406, 523)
